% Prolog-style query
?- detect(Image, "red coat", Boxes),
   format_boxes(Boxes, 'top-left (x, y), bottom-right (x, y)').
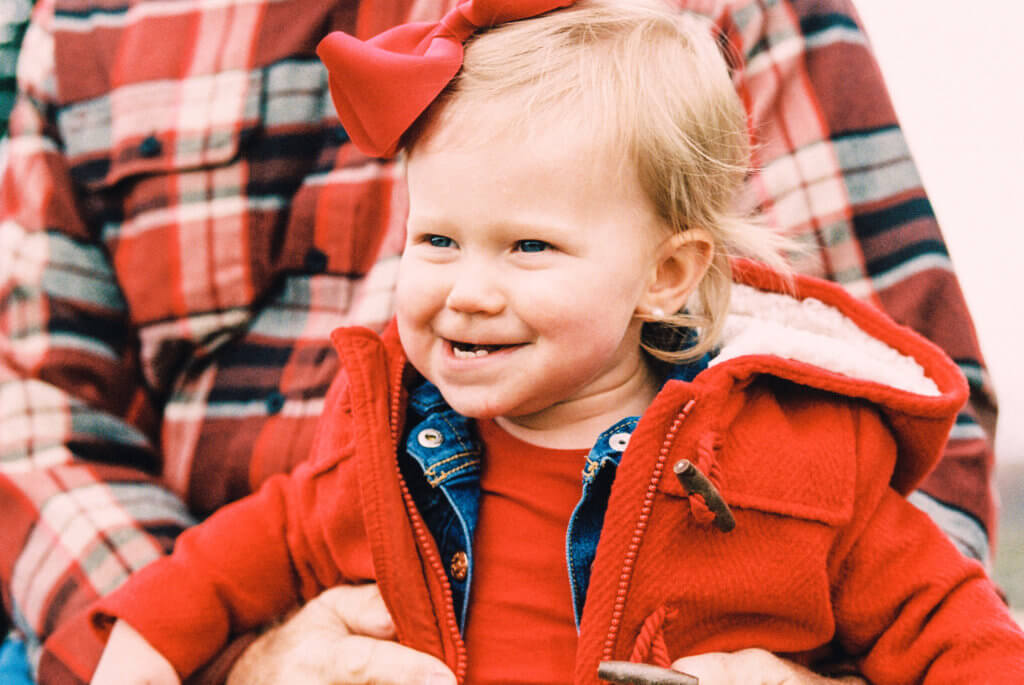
top-left (87, 263), bottom-right (1024, 683)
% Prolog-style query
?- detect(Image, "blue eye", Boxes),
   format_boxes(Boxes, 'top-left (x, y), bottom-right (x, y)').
top-left (427, 235), bottom-right (454, 248)
top-left (516, 239), bottom-right (549, 253)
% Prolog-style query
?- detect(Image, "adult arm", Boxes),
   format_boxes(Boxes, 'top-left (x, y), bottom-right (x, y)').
top-left (2, 0), bottom-right (417, 679)
top-left (715, 0), bottom-right (995, 557)
top-left (0, 2), bottom-right (200, 681)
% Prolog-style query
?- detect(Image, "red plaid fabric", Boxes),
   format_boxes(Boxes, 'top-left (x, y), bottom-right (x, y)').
top-left (0, 0), bottom-right (996, 681)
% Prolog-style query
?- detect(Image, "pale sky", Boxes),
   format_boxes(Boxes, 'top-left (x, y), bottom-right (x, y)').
top-left (855, 0), bottom-right (1024, 463)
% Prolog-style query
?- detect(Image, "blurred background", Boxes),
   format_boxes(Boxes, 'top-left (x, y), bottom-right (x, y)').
top-left (854, 0), bottom-right (1023, 605)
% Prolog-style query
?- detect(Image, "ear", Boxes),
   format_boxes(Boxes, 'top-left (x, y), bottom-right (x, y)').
top-left (638, 229), bottom-right (714, 318)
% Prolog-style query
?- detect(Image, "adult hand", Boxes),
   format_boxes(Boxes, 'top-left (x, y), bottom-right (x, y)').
top-left (670, 649), bottom-right (866, 685)
top-left (226, 584), bottom-right (456, 685)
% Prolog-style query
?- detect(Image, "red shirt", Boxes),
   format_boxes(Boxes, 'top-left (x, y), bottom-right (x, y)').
top-left (464, 419), bottom-right (588, 684)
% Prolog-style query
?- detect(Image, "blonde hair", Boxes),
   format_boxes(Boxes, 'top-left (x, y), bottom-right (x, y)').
top-left (405, 0), bottom-right (792, 362)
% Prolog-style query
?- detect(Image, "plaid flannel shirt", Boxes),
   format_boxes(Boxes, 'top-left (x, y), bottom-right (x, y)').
top-left (0, 0), bottom-right (998, 681)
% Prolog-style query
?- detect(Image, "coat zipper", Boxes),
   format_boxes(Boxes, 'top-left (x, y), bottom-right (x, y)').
top-left (389, 361), bottom-right (468, 682)
top-left (600, 398), bottom-right (696, 662)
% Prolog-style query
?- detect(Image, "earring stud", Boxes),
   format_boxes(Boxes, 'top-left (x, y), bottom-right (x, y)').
top-left (651, 307), bottom-right (666, 319)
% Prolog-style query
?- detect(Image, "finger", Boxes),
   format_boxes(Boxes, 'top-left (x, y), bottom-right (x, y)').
top-left (332, 635), bottom-right (456, 685)
top-left (670, 649), bottom-right (784, 683)
top-left (671, 649), bottom-right (861, 685)
top-left (311, 584), bottom-right (396, 639)
top-left (669, 653), bottom-right (736, 684)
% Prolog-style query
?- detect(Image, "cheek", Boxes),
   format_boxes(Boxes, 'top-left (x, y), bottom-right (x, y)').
top-left (396, 261), bottom-right (440, 319)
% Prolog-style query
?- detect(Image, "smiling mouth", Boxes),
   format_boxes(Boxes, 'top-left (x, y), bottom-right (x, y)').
top-left (448, 340), bottom-right (522, 359)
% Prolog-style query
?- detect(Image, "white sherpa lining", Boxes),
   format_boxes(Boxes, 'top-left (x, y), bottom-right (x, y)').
top-left (710, 284), bottom-right (941, 397)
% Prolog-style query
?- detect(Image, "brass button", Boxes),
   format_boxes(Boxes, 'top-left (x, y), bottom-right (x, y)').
top-left (449, 550), bottom-right (468, 581)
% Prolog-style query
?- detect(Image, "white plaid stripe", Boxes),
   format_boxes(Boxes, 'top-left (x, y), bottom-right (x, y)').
top-left (115, 189), bottom-right (283, 240)
top-left (909, 490), bottom-right (991, 563)
top-left (865, 252), bottom-right (955, 293)
top-left (0, 381), bottom-right (71, 466)
top-left (10, 476), bottom-right (192, 631)
top-left (801, 18), bottom-right (867, 50)
top-left (13, 1), bottom-right (50, 100)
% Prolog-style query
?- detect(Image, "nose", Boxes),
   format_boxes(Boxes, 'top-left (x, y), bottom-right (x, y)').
top-left (444, 257), bottom-right (506, 315)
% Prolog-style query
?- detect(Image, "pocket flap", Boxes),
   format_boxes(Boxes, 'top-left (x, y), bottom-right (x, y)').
top-left (58, 69), bottom-right (263, 188)
top-left (658, 386), bottom-right (858, 526)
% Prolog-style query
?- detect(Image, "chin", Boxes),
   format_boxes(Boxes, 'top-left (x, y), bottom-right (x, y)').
top-left (446, 401), bottom-right (503, 420)
top-left (441, 393), bottom-right (509, 420)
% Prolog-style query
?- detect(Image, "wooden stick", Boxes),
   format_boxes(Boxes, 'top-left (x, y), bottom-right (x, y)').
top-left (598, 661), bottom-right (699, 685)
top-left (673, 459), bottom-right (735, 532)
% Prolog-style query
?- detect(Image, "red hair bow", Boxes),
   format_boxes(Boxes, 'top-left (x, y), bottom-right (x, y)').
top-left (316, 0), bottom-right (575, 157)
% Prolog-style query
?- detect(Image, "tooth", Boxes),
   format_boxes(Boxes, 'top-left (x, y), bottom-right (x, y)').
top-left (474, 349), bottom-right (489, 357)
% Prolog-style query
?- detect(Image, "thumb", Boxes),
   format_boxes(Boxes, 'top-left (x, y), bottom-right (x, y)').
top-left (671, 649), bottom-right (863, 685)
top-left (669, 652), bottom-right (736, 683)
top-left (311, 583), bottom-right (396, 639)
top-left (332, 636), bottom-right (456, 685)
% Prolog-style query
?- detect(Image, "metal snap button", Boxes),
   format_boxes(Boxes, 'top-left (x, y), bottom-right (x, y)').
top-left (304, 247), bottom-right (328, 272)
top-left (608, 432), bottom-right (631, 451)
top-left (449, 550), bottom-right (468, 581)
top-left (265, 391), bottom-right (286, 415)
top-left (138, 134), bottom-right (162, 158)
top-left (417, 428), bottom-right (444, 448)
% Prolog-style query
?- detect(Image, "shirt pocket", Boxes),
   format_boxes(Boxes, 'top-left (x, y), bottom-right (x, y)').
top-left (646, 405), bottom-right (860, 656)
top-left (57, 67), bottom-right (263, 191)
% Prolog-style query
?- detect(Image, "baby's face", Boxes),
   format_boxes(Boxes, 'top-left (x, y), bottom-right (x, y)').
top-left (396, 117), bottom-right (669, 429)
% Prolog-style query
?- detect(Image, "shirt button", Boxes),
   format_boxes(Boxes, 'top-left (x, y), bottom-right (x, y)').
top-left (138, 134), bottom-right (162, 158)
top-left (304, 247), bottom-right (328, 272)
top-left (608, 432), bottom-right (631, 452)
top-left (417, 428), bottom-right (443, 448)
top-left (449, 550), bottom-right (468, 582)
top-left (265, 391), bottom-right (286, 415)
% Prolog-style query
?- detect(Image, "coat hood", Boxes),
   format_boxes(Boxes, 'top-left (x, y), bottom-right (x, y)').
top-left (704, 260), bottom-right (968, 495)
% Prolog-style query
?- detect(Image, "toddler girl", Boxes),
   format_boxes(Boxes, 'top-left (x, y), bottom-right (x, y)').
top-left (89, 0), bottom-right (1024, 683)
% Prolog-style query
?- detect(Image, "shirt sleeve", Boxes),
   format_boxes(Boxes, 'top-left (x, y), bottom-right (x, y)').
top-left (718, 0), bottom-right (995, 558)
top-left (0, 1), bottom-right (196, 680)
top-left (85, 463), bottom-right (338, 680)
top-left (831, 405), bottom-right (1024, 681)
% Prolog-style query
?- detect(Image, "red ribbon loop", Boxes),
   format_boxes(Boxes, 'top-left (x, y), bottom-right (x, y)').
top-left (317, 0), bottom-right (575, 157)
